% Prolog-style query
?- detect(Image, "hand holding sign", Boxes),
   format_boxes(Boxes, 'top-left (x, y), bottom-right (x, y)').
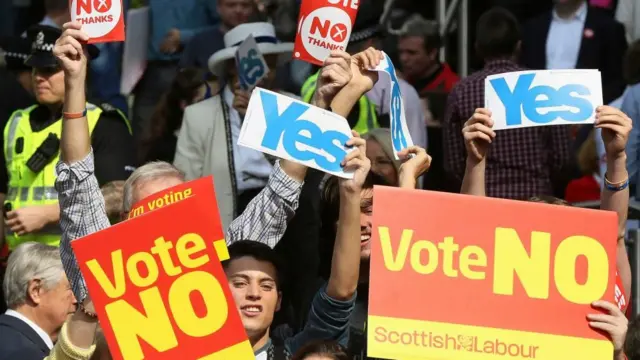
top-left (397, 146), bottom-right (431, 188)
top-left (587, 301), bottom-right (628, 355)
top-left (54, 22), bottom-right (90, 80)
top-left (313, 50), bottom-right (352, 109)
top-left (595, 105), bottom-right (632, 160)
top-left (235, 35), bottom-right (269, 90)
top-left (349, 47), bottom-right (382, 93)
top-left (232, 84), bottom-right (251, 117)
top-left (463, 108), bottom-right (496, 163)
top-left (338, 131), bottom-right (371, 193)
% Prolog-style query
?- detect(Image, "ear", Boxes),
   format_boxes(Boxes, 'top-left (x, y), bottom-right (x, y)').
top-left (275, 291), bottom-right (282, 312)
top-left (27, 279), bottom-right (43, 305)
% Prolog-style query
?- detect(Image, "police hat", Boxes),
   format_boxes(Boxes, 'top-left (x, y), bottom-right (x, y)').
top-left (349, 0), bottom-right (384, 44)
top-left (0, 36), bottom-right (31, 71)
top-left (24, 25), bottom-right (100, 69)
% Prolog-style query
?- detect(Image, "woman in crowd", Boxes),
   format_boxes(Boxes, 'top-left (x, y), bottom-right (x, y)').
top-left (137, 67), bottom-right (210, 165)
top-left (565, 129), bottom-right (602, 203)
top-left (364, 128), bottom-right (402, 186)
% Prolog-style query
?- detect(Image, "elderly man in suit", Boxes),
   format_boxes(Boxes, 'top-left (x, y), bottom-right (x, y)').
top-left (0, 242), bottom-right (76, 360)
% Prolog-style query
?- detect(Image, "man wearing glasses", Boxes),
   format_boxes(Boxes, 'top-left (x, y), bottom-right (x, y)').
top-left (0, 25), bottom-right (134, 255)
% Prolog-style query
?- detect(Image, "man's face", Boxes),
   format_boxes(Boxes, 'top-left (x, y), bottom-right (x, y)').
top-left (32, 66), bottom-right (65, 105)
top-left (398, 36), bottom-right (437, 80)
top-left (226, 256), bottom-right (281, 339)
top-left (34, 273), bottom-right (76, 341)
top-left (228, 53), bottom-right (279, 91)
top-left (359, 188), bottom-right (373, 260)
top-left (217, 0), bottom-right (255, 29)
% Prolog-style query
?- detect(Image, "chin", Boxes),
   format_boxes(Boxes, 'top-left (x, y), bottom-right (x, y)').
top-left (36, 94), bottom-right (61, 105)
top-left (242, 320), bottom-right (268, 338)
top-left (360, 249), bottom-right (371, 260)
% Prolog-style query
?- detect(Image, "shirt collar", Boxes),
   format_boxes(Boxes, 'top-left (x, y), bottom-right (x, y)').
top-left (553, 1), bottom-right (588, 22)
top-left (5, 309), bottom-right (54, 350)
top-left (254, 338), bottom-right (272, 357)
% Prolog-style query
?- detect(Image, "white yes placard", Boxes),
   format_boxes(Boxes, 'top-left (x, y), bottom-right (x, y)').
top-left (485, 69), bottom-right (603, 130)
top-left (238, 88), bottom-right (354, 178)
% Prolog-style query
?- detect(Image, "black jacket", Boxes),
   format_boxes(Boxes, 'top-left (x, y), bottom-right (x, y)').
top-left (0, 314), bottom-right (50, 360)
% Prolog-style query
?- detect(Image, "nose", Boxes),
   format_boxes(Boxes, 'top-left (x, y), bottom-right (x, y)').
top-left (360, 213), bottom-right (372, 231)
top-left (246, 282), bottom-right (262, 300)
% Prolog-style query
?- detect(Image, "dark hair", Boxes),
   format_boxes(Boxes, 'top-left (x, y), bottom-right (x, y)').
top-left (138, 67), bottom-right (206, 164)
top-left (291, 340), bottom-right (349, 360)
top-left (318, 172), bottom-right (389, 279)
top-left (475, 7), bottom-right (521, 61)
top-left (45, 0), bottom-right (69, 12)
top-left (223, 240), bottom-right (285, 289)
top-left (398, 16), bottom-right (442, 53)
top-left (626, 315), bottom-right (640, 360)
top-left (624, 40), bottom-right (640, 85)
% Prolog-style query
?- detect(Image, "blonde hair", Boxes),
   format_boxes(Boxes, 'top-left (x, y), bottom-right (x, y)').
top-left (577, 130), bottom-right (599, 176)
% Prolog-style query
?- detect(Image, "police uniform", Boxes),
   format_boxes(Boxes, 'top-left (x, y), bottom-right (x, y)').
top-left (0, 35), bottom-right (35, 133)
top-left (0, 25), bottom-right (135, 250)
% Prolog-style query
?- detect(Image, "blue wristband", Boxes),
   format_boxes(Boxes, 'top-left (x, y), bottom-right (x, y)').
top-left (604, 178), bottom-right (629, 192)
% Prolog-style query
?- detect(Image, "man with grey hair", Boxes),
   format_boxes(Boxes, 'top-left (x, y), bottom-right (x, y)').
top-left (0, 242), bottom-right (76, 360)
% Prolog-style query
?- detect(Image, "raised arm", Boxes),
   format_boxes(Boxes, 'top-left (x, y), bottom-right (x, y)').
top-left (53, 22), bottom-right (111, 302)
top-left (596, 105), bottom-right (633, 300)
top-left (460, 108), bottom-right (496, 197)
top-left (226, 51), bottom-right (356, 248)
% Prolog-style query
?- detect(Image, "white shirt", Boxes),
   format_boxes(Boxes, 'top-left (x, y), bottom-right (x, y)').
top-left (223, 86), bottom-right (273, 192)
top-left (546, 1), bottom-right (588, 70)
top-left (5, 309), bottom-right (53, 350)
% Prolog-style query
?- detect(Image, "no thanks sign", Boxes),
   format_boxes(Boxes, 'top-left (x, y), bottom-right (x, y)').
top-left (294, 0), bottom-right (360, 65)
top-left (71, 0), bottom-right (125, 43)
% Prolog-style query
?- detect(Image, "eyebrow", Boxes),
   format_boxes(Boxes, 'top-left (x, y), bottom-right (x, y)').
top-left (361, 198), bottom-right (373, 209)
top-left (229, 274), bottom-right (276, 284)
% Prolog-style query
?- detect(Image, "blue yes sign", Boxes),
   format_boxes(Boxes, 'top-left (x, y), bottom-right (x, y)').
top-left (238, 88), bottom-right (354, 178)
top-left (485, 70), bottom-right (603, 130)
top-left (234, 35), bottom-right (269, 90)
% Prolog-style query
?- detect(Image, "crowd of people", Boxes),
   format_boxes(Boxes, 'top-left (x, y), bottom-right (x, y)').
top-left (2, 0), bottom-right (640, 359)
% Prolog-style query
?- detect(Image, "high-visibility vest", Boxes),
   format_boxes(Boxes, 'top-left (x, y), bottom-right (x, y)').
top-left (300, 71), bottom-right (380, 134)
top-left (2, 103), bottom-right (131, 250)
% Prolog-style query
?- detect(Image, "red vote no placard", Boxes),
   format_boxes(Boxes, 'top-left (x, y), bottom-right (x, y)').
top-left (70, 0), bottom-right (125, 43)
top-left (368, 187), bottom-right (618, 360)
top-left (293, 0), bottom-right (360, 65)
top-left (72, 181), bottom-right (252, 359)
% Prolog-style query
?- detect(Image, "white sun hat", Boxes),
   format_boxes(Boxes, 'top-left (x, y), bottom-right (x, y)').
top-left (208, 22), bottom-right (294, 77)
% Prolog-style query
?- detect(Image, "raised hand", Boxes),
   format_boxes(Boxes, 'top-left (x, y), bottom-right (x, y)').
top-left (595, 106), bottom-right (632, 161)
top-left (53, 22), bottom-right (89, 80)
top-left (398, 146), bottom-right (431, 188)
top-left (463, 108), bottom-right (496, 163)
top-left (232, 81), bottom-right (251, 117)
top-left (313, 50), bottom-right (352, 109)
top-left (339, 131), bottom-right (371, 194)
top-left (349, 47), bottom-right (383, 93)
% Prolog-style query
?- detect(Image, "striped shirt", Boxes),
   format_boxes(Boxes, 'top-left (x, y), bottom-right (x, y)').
top-left (56, 151), bottom-right (303, 301)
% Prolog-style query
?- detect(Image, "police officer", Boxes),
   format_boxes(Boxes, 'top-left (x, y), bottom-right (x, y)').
top-left (0, 35), bottom-right (35, 133)
top-left (0, 25), bottom-right (135, 251)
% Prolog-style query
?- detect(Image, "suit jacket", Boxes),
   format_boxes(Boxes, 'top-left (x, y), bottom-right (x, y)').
top-left (521, 6), bottom-right (628, 104)
top-left (0, 314), bottom-right (50, 360)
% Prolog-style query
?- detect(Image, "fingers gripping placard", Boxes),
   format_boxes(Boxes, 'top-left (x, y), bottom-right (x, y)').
top-left (72, 187), bottom-right (252, 359)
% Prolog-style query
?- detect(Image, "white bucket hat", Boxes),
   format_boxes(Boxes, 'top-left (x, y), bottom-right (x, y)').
top-left (208, 22), bottom-right (294, 77)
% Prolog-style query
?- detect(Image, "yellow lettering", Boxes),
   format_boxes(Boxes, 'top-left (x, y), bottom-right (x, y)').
top-left (459, 245), bottom-right (486, 280)
top-left (86, 250), bottom-right (126, 299)
top-left (106, 287), bottom-right (178, 359)
top-left (127, 252), bottom-right (159, 288)
top-left (554, 235), bottom-right (608, 304)
top-left (131, 206), bottom-right (144, 217)
top-left (177, 233), bottom-right (210, 268)
top-left (438, 237), bottom-right (459, 277)
top-left (183, 188), bottom-right (193, 197)
top-left (493, 228), bottom-right (550, 299)
top-left (379, 227), bottom-right (413, 271)
top-left (169, 271), bottom-right (228, 337)
top-left (151, 237), bottom-right (182, 277)
top-left (410, 240), bottom-right (439, 275)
